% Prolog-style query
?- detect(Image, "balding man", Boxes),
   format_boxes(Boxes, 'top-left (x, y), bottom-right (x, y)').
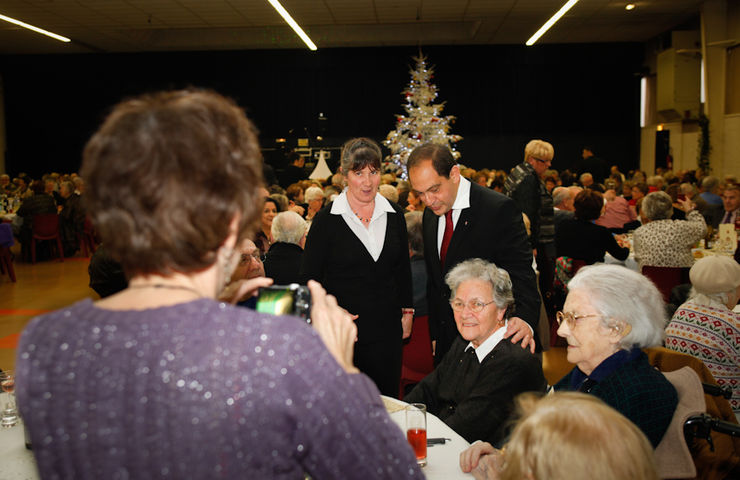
top-left (579, 173), bottom-right (594, 188)
top-left (264, 211), bottom-right (308, 285)
top-left (552, 187), bottom-right (574, 231)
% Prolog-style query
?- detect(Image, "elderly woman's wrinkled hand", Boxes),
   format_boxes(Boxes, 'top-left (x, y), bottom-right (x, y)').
top-left (503, 317), bottom-right (536, 353)
top-left (460, 441), bottom-right (497, 474)
top-left (308, 280), bottom-right (360, 374)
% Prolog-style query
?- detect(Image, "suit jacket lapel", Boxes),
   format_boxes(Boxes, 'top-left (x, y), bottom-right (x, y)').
top-left (423, 208), bottom-right (443, 281)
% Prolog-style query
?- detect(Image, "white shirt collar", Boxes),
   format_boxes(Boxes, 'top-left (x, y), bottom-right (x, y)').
top-left (330, 190), bottom-right (395, 217)
top-left (467, 320), bottom-right (508, 363)
top-left (452, 176), bottom-right (471, 211)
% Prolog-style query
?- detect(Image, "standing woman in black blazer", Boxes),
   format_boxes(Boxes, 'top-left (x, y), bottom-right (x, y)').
top-left (301, 138), bottom-right (413, 397)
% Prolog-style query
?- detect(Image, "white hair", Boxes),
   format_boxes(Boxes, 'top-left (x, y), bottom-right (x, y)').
top-left (304, 186), bottom-right (324, 202)
top-left (552, 187), bottom-right (571, 207)
top-left (271, 211), bottom-right (307, 245)
top-left (568, 264), bottom-right (666, 349)
top-left (445, 258), bottom-right (514, 313)
top-left (378, 184), bottom-right (398, 203)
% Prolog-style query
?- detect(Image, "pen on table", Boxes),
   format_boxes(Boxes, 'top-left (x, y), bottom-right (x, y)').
top-left (426, 438), bottom-right (450, 446)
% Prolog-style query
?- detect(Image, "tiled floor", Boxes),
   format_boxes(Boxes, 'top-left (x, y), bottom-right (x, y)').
top-left (0, 246), bottom-right (97, 372)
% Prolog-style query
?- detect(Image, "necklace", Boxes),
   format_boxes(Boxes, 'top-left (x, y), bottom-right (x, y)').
top-left (127, 283), bottom-right (203, 297)
top-left (353, 210), bottom-right (371, 223)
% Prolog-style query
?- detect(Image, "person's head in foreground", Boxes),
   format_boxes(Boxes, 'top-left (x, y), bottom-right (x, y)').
top-left (687, 255), bottom-right (740, 310)
top-left (460, 392), bottom-right (658, 480)
top-left (446, 258), bottom-right (514, 347)
top-left (82, 89), bottom-right (264, 291)
top-left (558, 264), bottom-right (665, 375)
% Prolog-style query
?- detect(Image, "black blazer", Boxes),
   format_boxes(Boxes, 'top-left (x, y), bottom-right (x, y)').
top-left (300, 201), bottom-right (412, 344)
top-left (422, 182), bottom-right (541, 361)
top-left (263, 242), bottom-right (303, 285)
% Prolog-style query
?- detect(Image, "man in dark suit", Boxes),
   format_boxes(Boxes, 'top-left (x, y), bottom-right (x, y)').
top-left (263, 211), bottom-right (307, 285)
top-left (407, 144), bottom-right (541, 364)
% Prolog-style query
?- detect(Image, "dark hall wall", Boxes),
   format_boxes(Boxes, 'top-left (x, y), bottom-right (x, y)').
top-left (0, 43), bottom-right (643, 178)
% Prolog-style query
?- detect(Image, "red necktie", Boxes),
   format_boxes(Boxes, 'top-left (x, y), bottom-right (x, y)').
top-left (440, 210), bottom-right (454, 266)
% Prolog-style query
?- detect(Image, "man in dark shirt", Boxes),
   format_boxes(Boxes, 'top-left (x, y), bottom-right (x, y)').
top-left (280, 151), bottom-right (307, 188)
top-left (573, 146), bottom-right (609, 185)
top-left (264, 211), bottom-right (307, 285)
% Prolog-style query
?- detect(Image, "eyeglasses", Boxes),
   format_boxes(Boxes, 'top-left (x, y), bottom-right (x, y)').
top-left (555, 311), bottom-right (601, 329)
top-left (450, 299), bottom-right (496, 313)
top-left (240, 252), bottom-right (262, 265)
top-left (531, 156), bottom-right (551, 164)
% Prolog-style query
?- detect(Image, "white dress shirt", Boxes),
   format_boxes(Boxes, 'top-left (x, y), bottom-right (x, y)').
top-left (330, 190), bottom-right (396, 262)
top-left (467, 320), bottom-right (508, 363)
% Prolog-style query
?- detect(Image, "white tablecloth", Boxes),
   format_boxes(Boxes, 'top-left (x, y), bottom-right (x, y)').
top-left (0, 420), bottom-right (39, 480)
top-left (382, 395), bottom-right (473, 479)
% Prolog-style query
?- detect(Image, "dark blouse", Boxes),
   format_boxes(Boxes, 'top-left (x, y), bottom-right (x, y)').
top-left (555, 217), bottom-right (629, 264)
top-left (554, 349), bottom-right (678, 447)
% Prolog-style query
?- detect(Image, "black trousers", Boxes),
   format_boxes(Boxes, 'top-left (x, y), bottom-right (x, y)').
top-left (353, 336), bottom-right (403, 398)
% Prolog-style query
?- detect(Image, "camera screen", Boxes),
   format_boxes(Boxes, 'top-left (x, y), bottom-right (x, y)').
top-left (255, 285), bottom-right (311, 323)
top-left (255, 288), bottom-right (296, 316)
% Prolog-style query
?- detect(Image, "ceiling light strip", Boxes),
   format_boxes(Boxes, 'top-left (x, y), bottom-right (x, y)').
top-left (525, 0), bottom-right (580, 46)
top-left (267, 0), bottom-right (317, 51)
top-left (0, 13), bottom-right (71, 43)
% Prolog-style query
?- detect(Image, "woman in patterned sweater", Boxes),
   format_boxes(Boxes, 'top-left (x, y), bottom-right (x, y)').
top-left (666, 256), bottom-right (740, 418)
top-left (633, 191), bottom-right (706, 270)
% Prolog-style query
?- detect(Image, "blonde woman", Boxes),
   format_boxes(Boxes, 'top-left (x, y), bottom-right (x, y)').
top-left (460, 392), bottom-right (658, 480)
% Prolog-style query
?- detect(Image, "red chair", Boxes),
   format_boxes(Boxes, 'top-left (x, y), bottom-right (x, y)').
top-left (641, 266), bottom-right (690, 303)
top-left (572, 259), bottom-right (588, 274)
top-left (31, 213), bottom-right (64, 264)
top-left (0, 246), bottom-right (15, 282)
top-left (78, 217), bottom-right (97, 257)
top-left (399, 315), bottom-right (434, 398)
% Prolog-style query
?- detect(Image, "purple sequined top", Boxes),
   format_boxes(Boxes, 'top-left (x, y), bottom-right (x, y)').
top-left (16, 298), bottom-right (422, 479)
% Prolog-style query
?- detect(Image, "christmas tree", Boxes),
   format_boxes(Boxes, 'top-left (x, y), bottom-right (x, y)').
top-left (384, 55), bottom-right (462, 178)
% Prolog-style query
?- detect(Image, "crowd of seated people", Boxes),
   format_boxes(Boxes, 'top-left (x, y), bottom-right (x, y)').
top-left (2, 172), bottom-right (87, 260)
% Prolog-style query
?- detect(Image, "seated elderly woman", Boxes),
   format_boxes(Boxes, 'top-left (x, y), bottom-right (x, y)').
top-left (666, 256), bottom-right (740, 417)
top-left (404, 258), bottom-right (546, 446)
top-left (460, 392), bottom-right (658, 480)
top-left (555, 189), bottom-right (629, 265)
top-left (15, 90), bottom-right (423, 479)
top-left (633, 191), bottom-right (706, 269)
top-left (554, 264), bottom-right (678, 447)
top-left (303, 185), bottom-right (324, 222)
